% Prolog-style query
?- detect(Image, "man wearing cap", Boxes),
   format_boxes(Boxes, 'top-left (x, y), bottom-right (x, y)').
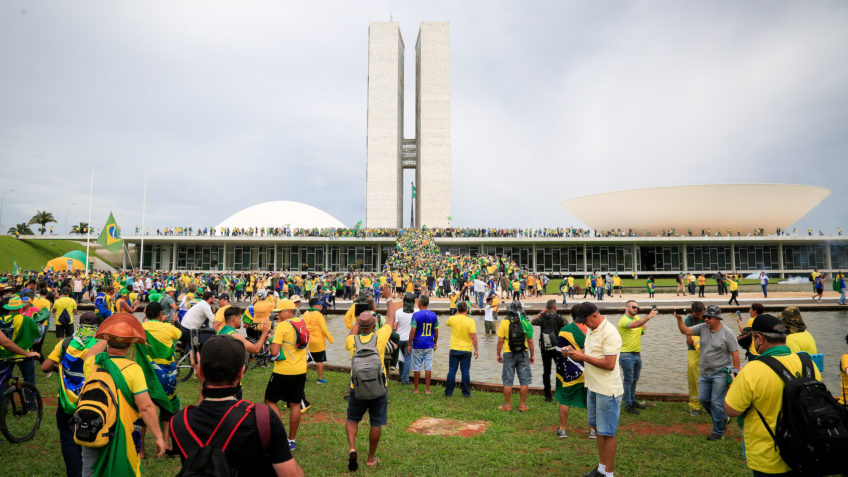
top-left (170, 335), bottom-right (304, 476)
top-left (212, 293), bottom-right (232, 333)
top-left (265, 298), bottom-right (307, 450)
top-left (780, 307), bottom-right (818, 355)
top-left (682, 301), bottom-right (707, 415)
top-left (303, 297), bottom-right (334, 384)
top-left (345, 304), bottom-right (397, 471)
top-left (674, 305), bottom-right (740, 440)
top-left (725, 314), bottom-right (822, 476)
top-left (564, 302), bottom-right (622, 477)
top-left (0, 296), bottom-right (41, 409)
top-left (80, 313), bottom-right (166, 476)
top-left (160, 286), bottom-right (178, 324)
top-left (41, 311), bottom-right (101, 476)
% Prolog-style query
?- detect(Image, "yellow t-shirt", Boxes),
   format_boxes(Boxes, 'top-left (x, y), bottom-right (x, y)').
top-left (613, 276), bottom-right (622, 287)
top-left (32, 296), bottom-right (51, 312)
top-left (271, 318), bottom-right (308, 375)
top-left (745, 318), bottom-right (759, 357)
top-left (840, 353), bottom-right (848, 405)
top-left (698, 275), bottom-right (706, 285)
top-left (345, 324), bottom-right (393, 388)
top-left (567, 277), bottom-right (574, 287)
top-left (728, 280), bottom-right (739, 292)
top-left (617, 314), bottom-right (644, 352)
top-left (53, 296), bottom-right (78, 324)
top-left (446, 313), bottom-right (476, 352)
top-left (726, 350), bottom-right (822, 474)
top-left (344, 304), bottom-right (357, 330)
top-left (786, 331), bottom-right (817, 355)
top-left (497, 318), bottom-right (528, 354)
top-left (303, 310), bottom-right (334, 353)
top-left (253, 300), bottom-right (274, 325)
top-left (213, 305), bottom-right (231, 328)
top-left (449, 295), bottom-right (457, 309)
top-left (83, 356), bottom-right (147, 395)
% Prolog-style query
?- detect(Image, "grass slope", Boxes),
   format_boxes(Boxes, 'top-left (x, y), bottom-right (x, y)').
top-left (0, 236), bottom-right (116, 272)
top-left (1, 333), bottom-right (751, 476)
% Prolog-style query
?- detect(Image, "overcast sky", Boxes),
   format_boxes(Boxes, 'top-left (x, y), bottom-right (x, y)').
top-left (1, 1), bottom-right (846, 234)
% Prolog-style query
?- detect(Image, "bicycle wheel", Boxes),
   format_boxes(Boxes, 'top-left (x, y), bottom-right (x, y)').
top-left (174, 349), bottom-right (194, 382)
top-left (0, 382), bottom-right (43, 443)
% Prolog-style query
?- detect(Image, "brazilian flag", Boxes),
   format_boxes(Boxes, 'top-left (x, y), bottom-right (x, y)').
top-left (97, 212), bottom-right (123, 253)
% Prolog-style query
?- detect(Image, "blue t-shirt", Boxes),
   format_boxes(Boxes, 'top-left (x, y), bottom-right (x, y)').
top-left (411, 310), bottom-right (439, 349)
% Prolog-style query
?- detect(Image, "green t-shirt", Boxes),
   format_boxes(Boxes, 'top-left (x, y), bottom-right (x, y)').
top-left (218, 325), bottom-right (237, 336)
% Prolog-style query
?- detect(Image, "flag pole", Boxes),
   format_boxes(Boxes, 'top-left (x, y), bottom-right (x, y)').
top-left (85, 166), bottom-right (93, 277)
top-left (139, 172), bottom-right (147, 271)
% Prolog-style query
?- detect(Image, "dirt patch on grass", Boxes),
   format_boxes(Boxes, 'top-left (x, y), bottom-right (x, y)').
top-left (407, 417), bottom-right (489, 437)
top-left (306, 411), bottom-right (346, 425)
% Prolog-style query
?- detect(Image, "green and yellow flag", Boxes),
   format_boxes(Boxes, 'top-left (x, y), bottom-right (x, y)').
top-left (97, 212), bottom-right (123, 253)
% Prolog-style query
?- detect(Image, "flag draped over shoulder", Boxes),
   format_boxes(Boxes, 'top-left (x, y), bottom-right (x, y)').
top-left (134, 337), bottom-right (180, 414)
top-left (97, 212), bottom-right (123, 253)
top-left (91, 353), bottom-right (139, 477)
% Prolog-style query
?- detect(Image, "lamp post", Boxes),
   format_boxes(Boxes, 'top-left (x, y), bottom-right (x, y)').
top-left (64, 202), bottom-right (76, 235)
top-left (0, 188), bottom-right (15, 235)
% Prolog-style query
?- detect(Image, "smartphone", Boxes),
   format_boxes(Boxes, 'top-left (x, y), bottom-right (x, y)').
top-left (651, 305), bottom-right (657, 310)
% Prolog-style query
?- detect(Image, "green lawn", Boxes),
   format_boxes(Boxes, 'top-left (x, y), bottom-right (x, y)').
top-left (1, 333), bottom-right (752, 476)
top-left (0, 236), bottom-right (116, 272)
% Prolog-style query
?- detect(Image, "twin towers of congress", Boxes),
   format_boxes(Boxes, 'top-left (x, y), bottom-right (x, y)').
top-left (366, 21), bottom-right (451, 229)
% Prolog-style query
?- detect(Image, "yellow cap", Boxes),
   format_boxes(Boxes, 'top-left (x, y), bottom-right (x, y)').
top-left (273, 299), bottom-right (296, 312)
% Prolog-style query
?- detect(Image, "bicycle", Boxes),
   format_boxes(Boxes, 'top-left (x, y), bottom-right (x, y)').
top-left (246, 334), bottom-right (274, 370)
top-left (174, 343), bottom-right (194, 382)
top-left (0, 357), bottom-right (43, 443)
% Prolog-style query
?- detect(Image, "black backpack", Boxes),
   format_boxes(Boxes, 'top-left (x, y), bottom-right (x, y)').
top-left (171, 400), bottom-right (271, 477)
top-left (539, 313), bottom-right (560, 351)
top-left (507, 313), bottom-right (526, 354)
top-left (754, 353), bottom-right (848, 476)
top-left (58, 308), bottom-right (72, 326)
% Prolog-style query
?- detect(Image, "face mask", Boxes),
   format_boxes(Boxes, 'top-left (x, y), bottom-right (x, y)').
top-left (76, 324), bottom-right (97, 342)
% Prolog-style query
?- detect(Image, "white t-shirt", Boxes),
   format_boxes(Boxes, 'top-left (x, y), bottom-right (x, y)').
top-left (72, 279), bottom-right (83, 293)
top-left (395, 309), bottom-right (418, 341)
top-left (181, 300), bottom-right (214, 330)
top-left (484, 305), bottom-right (495, 322)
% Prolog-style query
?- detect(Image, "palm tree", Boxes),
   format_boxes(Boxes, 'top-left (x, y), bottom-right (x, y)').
top-left (70, 222), bottom-right (90, 235)
top-left (29, 210), bottom-right (57, 235)
top-left (7, 223), bottom-right (34, 235)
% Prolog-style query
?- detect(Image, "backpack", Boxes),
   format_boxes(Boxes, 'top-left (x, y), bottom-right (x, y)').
top-left (287, 318), bottom-right (310, 350)
top-left (539, 313), bottom-right (559, 351)
top-left (507, 313), bottom-right (526, 354)
top-left (754, 353), bottom-right (848, 476)
top-left (72, 364), bottom-right (120, 447)
top-left (171, 400), bottom-right (271, 477)
top-left (350, 333), bottom-right (387, 400)
top-left (57, 307), bottom-right (72, 326)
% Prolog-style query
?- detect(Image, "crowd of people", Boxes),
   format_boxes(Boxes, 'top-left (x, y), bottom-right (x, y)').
top-left (2, 226), bottom-right (848, 476)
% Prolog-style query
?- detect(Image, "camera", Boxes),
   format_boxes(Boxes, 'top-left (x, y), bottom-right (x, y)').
top-left (675, 308), bottom-right (688, 315)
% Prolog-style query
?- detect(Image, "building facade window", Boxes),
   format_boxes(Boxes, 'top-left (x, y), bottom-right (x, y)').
top-left (734, 245), bottom-right (779, 271)
top-left (637, 246), bottom-right (682, 272)
top-left (783, 244), bottom-right (827, 270)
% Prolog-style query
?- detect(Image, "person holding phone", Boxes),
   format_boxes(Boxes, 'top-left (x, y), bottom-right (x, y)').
top-left (616, 300), bottom-right (657, 415)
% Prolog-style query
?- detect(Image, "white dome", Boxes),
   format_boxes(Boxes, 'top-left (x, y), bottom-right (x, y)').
top-left (215, 201), bottom-right (346, 230)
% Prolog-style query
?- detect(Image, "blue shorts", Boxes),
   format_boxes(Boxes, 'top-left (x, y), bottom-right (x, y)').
top-left (347, 388), bottom-right (388, 427)
top-left (587, 390), bottom-right (623, 436)
top-left (411, 348), bottom-right (434, 372)
top-left (501, 351), bottom-right (532, 386)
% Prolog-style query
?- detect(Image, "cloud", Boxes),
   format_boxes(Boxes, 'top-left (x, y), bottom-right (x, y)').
top-left (0, 1), bottom-right (845, 233)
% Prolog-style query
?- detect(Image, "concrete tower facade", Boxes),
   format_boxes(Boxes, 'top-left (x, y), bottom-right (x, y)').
top-left (365, 21), bottom-right (451, 228)
top-left (365, 22), bottom-right (404, 229)
top-left (415, 22), bottom-right (451, 228)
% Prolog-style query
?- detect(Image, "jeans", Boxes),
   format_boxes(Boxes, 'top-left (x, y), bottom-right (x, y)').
top-left (541, 349), bottom-right (557, 398)
top-left (562, 292), bottom-right (567, 305)
top-left (399, 340), bottom-right (411, 384)
top-left (761, 284), bottom-right (768, 297)
top-left (619, 352), bottom-right (642, 407)
top-left (445, 350), bottom-right (472, 397)
top-left (586, 390), bottom-right (623, 436)
top-left (57, 405), bottom-right (83, 477)
top-left (699, 371), bottom-right (729, 436)
top-left (840, 287), bottom-right (846, 305)
top-left (475, 291), bottom-right (485, 309)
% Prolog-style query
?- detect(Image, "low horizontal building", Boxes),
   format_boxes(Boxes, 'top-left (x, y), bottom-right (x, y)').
top-left (80, 234), bottom-right (848, 278)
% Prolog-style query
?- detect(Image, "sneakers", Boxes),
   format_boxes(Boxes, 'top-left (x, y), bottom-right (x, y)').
top-left (582, 468), bottom-right (604, 477)
top-left (588, 428), bottom-right (597, 439)
top-left (288, 439), bottom-right (297, 450)
top-left (689, 409), bottom-right (701, 416)
top-left (635, 401), bottom-right (647, 410)
top-left (316, 378), bottom-right (328, 384)
top-left (624, 404), bottom-right (640, 415)
top-left (706, 434), bottom-right (723, 441)
top-left (555, 429), bottom-right (567, 438)
top-left (300, 399), bottom-right (311, 414)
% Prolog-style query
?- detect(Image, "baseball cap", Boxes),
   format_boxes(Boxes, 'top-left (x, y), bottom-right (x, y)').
top-left (200, 335), bottom-right (246, 384)
top-left (290, 295), bottom-right (302, 303)
top-left (216, 293), bottom-right (230, 301)
top-left (575, 302), bottom-right (599, 321)
top-left (78, 311), bottom-right (100, 326)
top-left (273, 299), bottom-right (296, 312)
top-left (165, 286), bottom-right (176, 293)
top-left (749, 314), bottom-right (786, 335)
